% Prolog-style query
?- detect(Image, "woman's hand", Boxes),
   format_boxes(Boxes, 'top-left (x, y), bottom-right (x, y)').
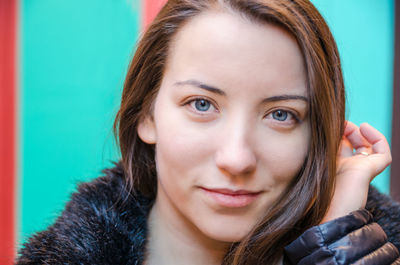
top-left (321, 121), bottom-right (392, 223)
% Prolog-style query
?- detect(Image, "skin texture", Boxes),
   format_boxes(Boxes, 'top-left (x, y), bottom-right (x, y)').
top-left (139, 10), bottom-right (310, 265)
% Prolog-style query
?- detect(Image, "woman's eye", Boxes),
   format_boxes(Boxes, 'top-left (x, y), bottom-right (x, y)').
top-left (189, 98), bottom-right (215, 112)
top-left (272, 110), bottom-right (288, 121)
top-left (265, 109), bottom-right (298, 124)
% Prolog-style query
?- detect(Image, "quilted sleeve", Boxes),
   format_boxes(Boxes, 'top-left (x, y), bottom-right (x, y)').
top-left (284, 209), bottom-right (400, 265)
top-left (366, 185), bottom-right (400, 250)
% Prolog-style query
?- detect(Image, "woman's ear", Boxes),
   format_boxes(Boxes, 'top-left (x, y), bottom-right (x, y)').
top-left (137, 116), bottom-right (157, 144)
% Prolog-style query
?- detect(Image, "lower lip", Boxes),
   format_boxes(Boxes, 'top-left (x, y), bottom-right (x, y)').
top-left (201, 188), bottom-right (261, 208)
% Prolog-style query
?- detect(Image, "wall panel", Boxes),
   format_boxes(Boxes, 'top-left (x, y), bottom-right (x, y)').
top-left (20, 0), bottom-right (140, 242)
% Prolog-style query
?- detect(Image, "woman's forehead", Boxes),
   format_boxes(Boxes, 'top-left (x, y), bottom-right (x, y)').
top-left (164, 10), bottom-right (307, 98)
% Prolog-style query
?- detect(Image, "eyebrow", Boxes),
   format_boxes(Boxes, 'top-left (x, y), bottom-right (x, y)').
top-left (261, 95), bottom-right (309, 103)
top-left (174, 80), bottom-right (226, 96)
top-left (174, 79), bottom-right (308, 103)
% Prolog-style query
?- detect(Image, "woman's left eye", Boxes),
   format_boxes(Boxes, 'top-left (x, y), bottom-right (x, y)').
top-left (266, 109), bottom-right (298, 123)
top-left (272, 110), bottom-right (289, 121)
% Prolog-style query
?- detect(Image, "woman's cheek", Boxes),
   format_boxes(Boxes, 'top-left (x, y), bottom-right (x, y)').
top-left (259, 128), bottom-right (310, 181)
top-left (155, 119), bottom-right (216, 182)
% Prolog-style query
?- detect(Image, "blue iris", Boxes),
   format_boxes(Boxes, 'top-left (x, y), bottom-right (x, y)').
top-left (195, 99), bottom-right (211, 112)
top-left (272, 110), bottom-right (288, 121)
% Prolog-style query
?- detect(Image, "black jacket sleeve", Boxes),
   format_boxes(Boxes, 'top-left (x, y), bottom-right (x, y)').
top-left (284, 209), bottom-right (400, 265)
top-left (367, 186), bottom-right (400, 251)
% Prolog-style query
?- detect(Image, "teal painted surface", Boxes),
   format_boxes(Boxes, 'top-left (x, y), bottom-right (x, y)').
top-left (20, 0), bottom-right (140, 242)
top-left (312, 0), bottom-right (395, 193)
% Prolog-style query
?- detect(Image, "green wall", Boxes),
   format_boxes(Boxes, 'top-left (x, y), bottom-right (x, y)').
top-left (19, 0), bottom-right (395, 242)
top-left (20, 0), bottom-right (141, 241)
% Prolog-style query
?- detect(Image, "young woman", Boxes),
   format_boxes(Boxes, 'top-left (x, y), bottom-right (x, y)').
top-left (17, 0), bottom-right (400, 264)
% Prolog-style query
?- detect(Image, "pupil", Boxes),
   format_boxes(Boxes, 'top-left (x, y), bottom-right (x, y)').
top-left (273, 110), bottom-right (287, 121)
top-left (195, 99), bottom-right (210, 111)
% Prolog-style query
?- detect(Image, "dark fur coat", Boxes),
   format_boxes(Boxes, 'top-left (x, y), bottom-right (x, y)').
top-left (16, 164), bottom-right (400, 264)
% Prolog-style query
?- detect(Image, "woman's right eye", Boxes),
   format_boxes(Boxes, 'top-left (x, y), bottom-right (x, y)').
top-left (193, 99), bottom-right (211, 111)
top-left (187, 98), bottom-right (217, 114)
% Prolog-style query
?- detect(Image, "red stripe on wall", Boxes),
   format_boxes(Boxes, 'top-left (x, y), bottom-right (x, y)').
top-left (143, 0), bottom-right (168, 28)
top-left (0, 0), bottom-right (17, 263)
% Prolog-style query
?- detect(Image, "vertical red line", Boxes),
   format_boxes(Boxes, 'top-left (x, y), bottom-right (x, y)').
top-left (143, 0), bottom-right (168, 28)
top-left (0, 0), bottom-right (17, 263)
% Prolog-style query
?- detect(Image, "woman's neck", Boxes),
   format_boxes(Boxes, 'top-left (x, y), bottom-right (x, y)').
top-left (145, 194), bottom-right (230, 265)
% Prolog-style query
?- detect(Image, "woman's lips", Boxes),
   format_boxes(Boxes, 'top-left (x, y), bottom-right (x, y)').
top-left (200, 187), bottom-right (262, 208)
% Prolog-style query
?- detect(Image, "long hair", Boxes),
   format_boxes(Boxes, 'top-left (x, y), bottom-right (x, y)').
top-left (114, 0), bottom-right (345, 263)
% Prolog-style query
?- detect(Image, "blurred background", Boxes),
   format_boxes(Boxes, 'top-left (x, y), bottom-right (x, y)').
top-left (1, 0), bottom-right (399, 263)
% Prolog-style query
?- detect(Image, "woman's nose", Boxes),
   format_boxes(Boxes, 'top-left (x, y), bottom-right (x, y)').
top-left (214, 126), bottom-right (257, 177)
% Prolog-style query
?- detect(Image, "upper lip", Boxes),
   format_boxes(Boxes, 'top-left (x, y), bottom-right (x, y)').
top-left (201, 187), bottom-right (262, 195)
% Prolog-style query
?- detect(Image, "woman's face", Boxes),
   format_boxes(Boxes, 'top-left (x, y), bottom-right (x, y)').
top-left (138, 10), bottom-right (310, 243)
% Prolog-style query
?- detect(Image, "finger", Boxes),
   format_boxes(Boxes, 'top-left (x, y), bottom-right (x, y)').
top-left (360, 123), bottom-right (392, 175)
top-left (360, 123), bottom-right (391, 156)
top-left (343, 121), bottom-right (371, 150)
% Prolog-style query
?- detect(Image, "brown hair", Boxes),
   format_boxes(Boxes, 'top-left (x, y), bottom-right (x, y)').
top-left (114, 0), bottom-right (345, 263)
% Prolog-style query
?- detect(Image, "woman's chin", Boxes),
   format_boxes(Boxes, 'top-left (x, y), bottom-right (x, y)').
top-left (197, 218), bottom-right (256, 243)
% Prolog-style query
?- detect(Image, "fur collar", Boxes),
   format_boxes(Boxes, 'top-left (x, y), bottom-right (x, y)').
top-left (17, 163), bottom-right (400, 264)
